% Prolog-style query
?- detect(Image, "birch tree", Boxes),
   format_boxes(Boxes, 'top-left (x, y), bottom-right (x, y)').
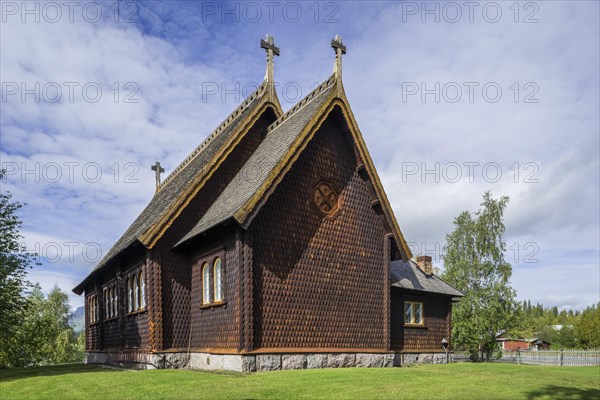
top-left (443, 192), bottom-right (519, 360)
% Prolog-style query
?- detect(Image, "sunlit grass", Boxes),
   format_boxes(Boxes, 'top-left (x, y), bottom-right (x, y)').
top-left (1, 362), bottom-right (599, 399)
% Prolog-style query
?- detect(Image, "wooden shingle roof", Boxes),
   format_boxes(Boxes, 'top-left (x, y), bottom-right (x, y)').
top-left (390, 259), bottom-right (464, 297)
top-left (75, 37), bottom-right (420, 294)
top-left (177, 77), bottom-right (337, 245)
top-left (74, 82), bottom-right (280, 293)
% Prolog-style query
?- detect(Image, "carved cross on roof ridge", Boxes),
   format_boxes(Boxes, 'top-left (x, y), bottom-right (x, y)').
top-left (331, 34), bottom-right (346, 94)
top-left (151, 161), bottom-right (165, 192)
top-left (331, 34), bottom-right (346, 55)
top-left (260, 34), bottom-right (279, 85)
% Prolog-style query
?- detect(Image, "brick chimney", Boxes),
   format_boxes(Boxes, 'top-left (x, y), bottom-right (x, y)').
top-left (416, 256), bottom-right (433, 276)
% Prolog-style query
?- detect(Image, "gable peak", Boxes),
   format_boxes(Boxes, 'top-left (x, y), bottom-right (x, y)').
top-left (267, 75), bottom-right (335, 134)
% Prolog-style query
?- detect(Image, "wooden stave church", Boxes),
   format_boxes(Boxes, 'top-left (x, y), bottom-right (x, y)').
top-left (73, 35), bottom-right (463, 371)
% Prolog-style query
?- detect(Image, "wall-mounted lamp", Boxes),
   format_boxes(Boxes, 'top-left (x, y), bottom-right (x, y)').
top-left (442, 338), bottom-right (449, 364)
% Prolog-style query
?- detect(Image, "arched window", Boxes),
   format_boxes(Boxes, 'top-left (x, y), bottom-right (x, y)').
top-left (202, 263), bottom-right (210, 304)
top-left (91, 296), bottom-right (95, 323)
top-left (124, 267), bottom-right (146, 314)
top-left (131, 275), bottom-right (136, 312)
top-left (137, 271), bottom-right (143, 310)
top-left (111, 287), bottom-right (115, 318)
top-left (114, 287), bottom-right (117, 316)
top-left (133, 274), bottom-right (139, 311)
top-left (111, 287), bottom-right (115, 317)
top-left (94, 296), bottom-right (98, 323)
top-left (104, 290), bottom-right (109, 318)
top-left (213, 258), bottom-right (223, 302)
top-left (140, 270), bottom-right (146, 309)
top-left (89, 296), bottom-right (94, 324)
top-left (127, 277), bottom-right (133, 313)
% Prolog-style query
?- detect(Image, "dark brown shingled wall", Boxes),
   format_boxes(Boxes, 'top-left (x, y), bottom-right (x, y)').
top-left (391, 291), bottom-right (452, 351)
top-left (123, 312), bottom-right (149, 348)
top-left (85, 253), bottom-right (150, 352)
top-left (390, 289), bottom-right (404, 350)
top-left (188, 233), bottom-right (241, 349)
top-left (85, 290), bottom-right (101, 351)
top-left (155, 108), bottom-right (277, 350)
top-left (103, 319), bottom-right (120, 349)
top-left (249, 108), bottom-right (389, 350)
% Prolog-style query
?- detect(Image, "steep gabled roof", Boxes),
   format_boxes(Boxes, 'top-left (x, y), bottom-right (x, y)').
top-left (176, 75), bottom-right (414, 261)
top-left (74, 81), bottom-right (282, 293)
top-left (75, 36), bottom-right (419, 294)
top-left (390, 259), bottom-right (464, 297)
top-left (177, 76), bottom-right (337, 245)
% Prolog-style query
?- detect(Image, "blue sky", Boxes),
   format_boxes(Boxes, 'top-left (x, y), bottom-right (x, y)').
top-left (1, 1), bottom-right (599, 311)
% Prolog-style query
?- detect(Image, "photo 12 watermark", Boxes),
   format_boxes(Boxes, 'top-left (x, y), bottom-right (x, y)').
top-left (20, 241), bottom-right (105, 264)
top-left (1, 161), bottom-right (140, 184)
top-left (1, 82), bottom-right (140, 104)
top-left (400, 1), bottom-right (540, 24)
top-left (198, 1), bottom-right (340, 24)
top-left (1, 1), bottom-right (139, 24)
top-left (201, 80), bottom-right (321, 104)
top-left (401, 82), bottom-right (540, 104)
top-left (408, 241), bottom-right (540, 264)
top-left (401, 161), bottom-right (540, 184)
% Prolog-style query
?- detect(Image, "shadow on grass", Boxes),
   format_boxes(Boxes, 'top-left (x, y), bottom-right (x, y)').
top-left (526, 385), bottom-right (600, 400)
top-left (0, 363), bottom-right (118, 383)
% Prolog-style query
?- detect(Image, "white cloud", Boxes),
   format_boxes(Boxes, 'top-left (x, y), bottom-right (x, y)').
top-left (1, 1), bottom-right (598, 310)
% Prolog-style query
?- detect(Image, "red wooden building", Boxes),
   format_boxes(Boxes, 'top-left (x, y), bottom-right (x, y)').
top-left (497, 338), bottom-right (551, 351)
top-left (73, 35), bottom-right (463, 371)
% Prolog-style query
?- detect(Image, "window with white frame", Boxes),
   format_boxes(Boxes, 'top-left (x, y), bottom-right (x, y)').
top-left (103, 282), bottom-right (118, 320)
top-left (200, 254), bottom-right (225, 307)
top-left (88, 294), bottom-right (99, 324)
top-left (213, 258), bottom-right (223, 302)
top-left (202, 262), bottom-right (210, 304)
top-left (140, 270), bottom-right (146, 309)
top-left (126, 266), bottom-right (147, 314)
top-left (404, 301), bottom-right (424, 325)
top-left (127, 276), bottom-right (134, 313)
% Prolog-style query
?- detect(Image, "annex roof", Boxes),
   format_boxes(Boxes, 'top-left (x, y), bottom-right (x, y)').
top-left (390, 259), bottom-right (464, 297)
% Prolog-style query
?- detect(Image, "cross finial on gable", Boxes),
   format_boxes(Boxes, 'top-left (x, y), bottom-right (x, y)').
top-left (331, 34), bottom-right (346, 94)
top-left (260, 34), bottom-right (279, 86)
top-left (151, 161), bottom-right (165, 192)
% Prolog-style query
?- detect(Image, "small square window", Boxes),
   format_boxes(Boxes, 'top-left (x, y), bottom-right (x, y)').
top-left (404, 301), bottom-right (424, 325)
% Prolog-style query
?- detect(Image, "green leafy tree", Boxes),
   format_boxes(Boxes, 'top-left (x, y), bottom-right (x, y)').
top-left (75, 331), bottom-right (86, 358)
top-left (9, 285), bottom-right (82, 366)
top-left (0, 170), bottom-right (37, 368)
top-left (553, 326), bottom-right (577, 349)
top-left (442, 192), bottom-right (519, 360)
top-left (575, 303), bottom-right (600, 348)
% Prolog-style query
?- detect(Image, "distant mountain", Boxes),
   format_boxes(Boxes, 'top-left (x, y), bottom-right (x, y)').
top-left (69, 306), bottom-right (85, 333)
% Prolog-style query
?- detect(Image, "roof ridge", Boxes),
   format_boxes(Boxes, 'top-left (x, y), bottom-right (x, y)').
top-left (159, 81), bottom-right (268, 189)
top-left (266, 75), bottom-right (335, 134)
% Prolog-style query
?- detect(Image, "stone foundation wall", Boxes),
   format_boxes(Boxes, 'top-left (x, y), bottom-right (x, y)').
top-left (401, 352), bottom-right (449, 365)
top-left (85, 351), bottom-right (450, 371)
top-left (85, 351), bottom-right (156, 368)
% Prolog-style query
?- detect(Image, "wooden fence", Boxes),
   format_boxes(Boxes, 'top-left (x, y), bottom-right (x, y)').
top-left (453, 349), bottom-right (600, 366)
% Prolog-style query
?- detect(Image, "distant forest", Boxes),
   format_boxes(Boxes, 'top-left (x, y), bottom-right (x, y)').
top-left (512, 301), bottom-right (600, 349)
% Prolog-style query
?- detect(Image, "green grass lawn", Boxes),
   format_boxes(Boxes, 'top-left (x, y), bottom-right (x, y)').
top-left (1, 363), bottom-right (598, 400)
